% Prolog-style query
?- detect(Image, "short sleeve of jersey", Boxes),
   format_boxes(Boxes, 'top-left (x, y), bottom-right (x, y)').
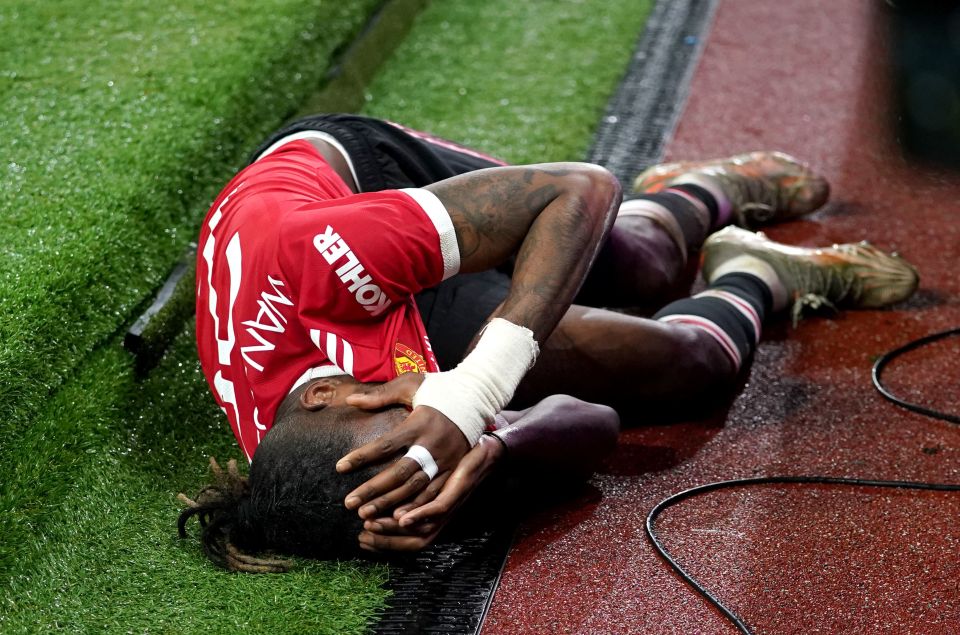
top-left (278, 188), bottom-right (459, 324)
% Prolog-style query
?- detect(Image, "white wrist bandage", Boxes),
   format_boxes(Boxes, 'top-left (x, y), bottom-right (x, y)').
top-left (412, 318), bottom-right (539, 446)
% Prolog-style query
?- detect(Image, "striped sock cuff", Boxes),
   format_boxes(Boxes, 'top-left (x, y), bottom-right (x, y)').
top-left (653, 272), bottom-right (771, 370)
top-left (710, 272), bottom-right (772, 322)
top-left (664, 182), bottom-right (719, 229)
top-left (656, 311), bottom-right (746, 368)
top-left (623, 191), bottom-right (710, 253)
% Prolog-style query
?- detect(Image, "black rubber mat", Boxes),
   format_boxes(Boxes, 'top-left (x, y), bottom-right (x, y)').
top-left (373, 2), bottom-right (718, 633)
top-left (374, 524), bottom-right (515, 635)
top-left (588, 0), bottom-right (719, 187)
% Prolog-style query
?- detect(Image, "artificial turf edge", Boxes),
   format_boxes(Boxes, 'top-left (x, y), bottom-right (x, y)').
top-left (0, 0), bottom-right (382, 457)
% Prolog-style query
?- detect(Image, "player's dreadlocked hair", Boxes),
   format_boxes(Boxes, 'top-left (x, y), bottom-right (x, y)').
top-left (178, 397), bottom-right (380, 573)
top-left (176, 457), bottom-right (293, 573)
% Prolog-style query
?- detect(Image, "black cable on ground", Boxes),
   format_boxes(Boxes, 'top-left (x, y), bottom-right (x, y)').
top-left (648, 328), bottom-right (960, 633)
top-left (871, 327), bottom-right (960, 424)
top-left (645, 476), bottom-right (960, 635)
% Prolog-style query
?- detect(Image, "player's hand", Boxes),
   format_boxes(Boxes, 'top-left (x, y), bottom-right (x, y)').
top-left (343, 371), bottom-right (423, 411)
top-left (337, 374), bottom-right (470, 520)
top-left (357, 435), bottom-right (505, 552)
top-left (356, 472), bottom-right (451, 553)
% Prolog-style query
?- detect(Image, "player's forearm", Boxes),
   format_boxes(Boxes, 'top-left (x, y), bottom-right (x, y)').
top-left (492, 395), bottom-right (620, 478)
top-left (427, 163), bottom-right (621, 343)
top-left (411, 164), bottom-right (619, 448)
top-left (490, 169), bottom-right (620, 341)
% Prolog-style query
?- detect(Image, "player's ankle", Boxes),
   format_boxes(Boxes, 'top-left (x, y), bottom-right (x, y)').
top-left (668, 174), bottom-right (732, 228)
top-left (707, 254), bottom-right (787, 312)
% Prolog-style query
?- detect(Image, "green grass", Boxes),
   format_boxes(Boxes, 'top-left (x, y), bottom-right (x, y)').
top-left (0, 0), bottom-right (389, 631)
top-left (362, 0), bottom-right (655, 163)
top-left (1, 0), bottom-right (653, 632)
top-left (0, 0), bottom-right (381, 448)
top-left (1, 328), bottom-right (388, 634)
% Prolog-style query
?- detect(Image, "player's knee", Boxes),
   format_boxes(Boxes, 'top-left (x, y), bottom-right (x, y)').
top-left (639, 252), bottom-right (677, 300)
top-left (538, 394), bottom-right (620, 435)
top-left (667, 324), bottom-right (738, 388)
top-left (530, 395), bottom-right (620, 462)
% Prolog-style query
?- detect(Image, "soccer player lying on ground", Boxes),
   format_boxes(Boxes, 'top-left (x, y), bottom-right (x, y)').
top-left (179, 114), bottom-right (919, 569)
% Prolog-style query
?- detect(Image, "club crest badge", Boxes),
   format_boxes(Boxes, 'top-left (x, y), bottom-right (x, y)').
top-left (394, 342), bottom-right (427, 375)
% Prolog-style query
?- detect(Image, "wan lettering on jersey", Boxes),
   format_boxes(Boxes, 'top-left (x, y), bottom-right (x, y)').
top-left (239, 275), bottom-right (293, 372)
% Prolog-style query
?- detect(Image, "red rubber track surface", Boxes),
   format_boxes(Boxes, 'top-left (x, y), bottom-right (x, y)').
top-left (483, 1), bottom-right (960, 634)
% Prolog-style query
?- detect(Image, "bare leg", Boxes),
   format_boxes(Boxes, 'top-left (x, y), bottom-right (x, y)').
top-left (574, 213), bottom-right (698, 312)
top-left (516, 225), bottom-right (919, 416)
top-left (514, 304), bottom-right (736, 414)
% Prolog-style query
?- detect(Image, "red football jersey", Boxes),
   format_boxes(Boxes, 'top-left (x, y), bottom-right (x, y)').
top-left (196, 140), bottom-right (459, 460)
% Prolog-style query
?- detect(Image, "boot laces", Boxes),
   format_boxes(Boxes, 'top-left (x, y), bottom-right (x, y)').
top-left (711, 170), bottom-right (794, 227)
top-left (785, 252), bottom-right (863, 325)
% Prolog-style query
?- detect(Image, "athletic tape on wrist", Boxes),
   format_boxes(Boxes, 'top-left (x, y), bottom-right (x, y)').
top-left (404, 444), bottom-right (439, 480)
top-left (412, 318), bottom-right (539, 446)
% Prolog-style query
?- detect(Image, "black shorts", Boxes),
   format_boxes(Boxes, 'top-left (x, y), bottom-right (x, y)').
top-left (253, 114), bottom-right (511, 369)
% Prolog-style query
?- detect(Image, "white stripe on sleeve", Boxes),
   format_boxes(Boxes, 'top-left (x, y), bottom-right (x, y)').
top-left (401, 187), bottom-right (461, 281)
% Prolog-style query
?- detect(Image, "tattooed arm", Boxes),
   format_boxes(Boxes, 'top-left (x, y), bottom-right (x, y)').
top-left (428, 162), bottom-right (621, 342)
top-left (336, 163), bottom-right (621, 521)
